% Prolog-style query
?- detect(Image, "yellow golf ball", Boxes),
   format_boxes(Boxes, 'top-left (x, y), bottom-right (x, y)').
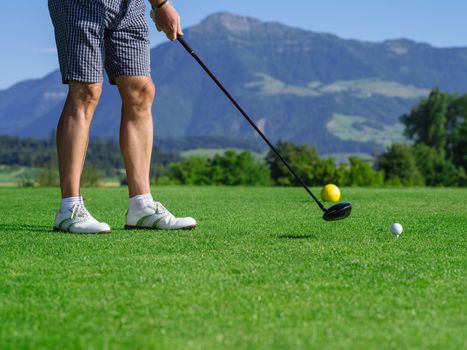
top-left (321, 184), bottom-right (341, 202)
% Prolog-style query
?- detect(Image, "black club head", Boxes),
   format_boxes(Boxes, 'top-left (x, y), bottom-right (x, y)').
top-left (322, 202), bottom-right (352, 221)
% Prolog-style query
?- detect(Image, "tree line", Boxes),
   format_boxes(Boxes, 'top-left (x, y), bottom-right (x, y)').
top-left (378, 88), bottom-right (466, 186)
top-left (159, 88), bottom-right (466, 187)
top-left (1, 88), bottom-right (465, 187)
top-left (161, 145), bottom-right (387, 187)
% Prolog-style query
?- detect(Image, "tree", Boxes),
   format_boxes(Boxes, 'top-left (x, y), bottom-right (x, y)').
top-left (211, 150), bottom-right (270, 186)
top-left (412, 144), bottom-right (460, 186)
top-left (167, 151), bottom-right (270, 186)
top-left (398, 88), bottom-right (466, 186)
top-left (446, 95), bottom-right (467, 169)
top-left (401, 88), bottom-right (449, 152)
top-left (347, 157), bottom-right (384, 187)
top-left (402, 88), bottom-right (466, 171)
top-left (168, 156), bottom-right (211, 185)
top-left (377, 144), bottom-right (425, 186)
top-left (266, 141), bottom-right (336, 186)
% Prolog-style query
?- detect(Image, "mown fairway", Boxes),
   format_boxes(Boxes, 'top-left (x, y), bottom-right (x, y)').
top-left (0, 186), bottom-right (465, 349)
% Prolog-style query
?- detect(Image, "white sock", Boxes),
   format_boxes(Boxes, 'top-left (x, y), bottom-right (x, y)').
top-left (60, 196), bottom-right (83, 212)
top-left (129, 193), bottom-right (153, 211)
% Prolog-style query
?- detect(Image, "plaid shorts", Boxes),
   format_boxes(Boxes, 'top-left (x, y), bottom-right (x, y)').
top-left (48, 0), bottom-right (150, 85)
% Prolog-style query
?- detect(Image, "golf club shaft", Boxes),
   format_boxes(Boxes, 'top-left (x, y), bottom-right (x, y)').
top-left (178, 36), bottom-right (326, 212)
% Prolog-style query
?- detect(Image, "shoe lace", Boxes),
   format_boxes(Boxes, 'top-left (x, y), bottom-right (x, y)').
top-left (70, 203), bottom-right (90, 221)
top-left (150, 201), bottom-right (169, 216)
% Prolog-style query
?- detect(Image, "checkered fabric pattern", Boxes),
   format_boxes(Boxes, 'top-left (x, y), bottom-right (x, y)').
top-left (48, 0), bottom-right (150, 85)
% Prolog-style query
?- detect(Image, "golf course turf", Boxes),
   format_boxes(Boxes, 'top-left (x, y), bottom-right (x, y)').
top-left (0, 186), bottom-right (465, 349)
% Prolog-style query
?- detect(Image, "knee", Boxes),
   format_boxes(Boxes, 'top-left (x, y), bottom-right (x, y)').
top-left (70, 83), bottom-right (102, 107)
top-left (62, 83), bottom-right (102, 125)
top-left (122, 79), bottom-right (156, 112)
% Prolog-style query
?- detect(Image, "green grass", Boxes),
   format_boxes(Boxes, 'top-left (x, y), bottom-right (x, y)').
top-left (0, 186), bottom-right (466, 349)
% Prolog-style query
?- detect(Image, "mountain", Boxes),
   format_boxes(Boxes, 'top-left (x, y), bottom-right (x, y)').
top-left (1, 12), bottom-right (467, 155)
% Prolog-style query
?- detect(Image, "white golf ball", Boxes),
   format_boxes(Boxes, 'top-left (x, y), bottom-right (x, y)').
top-left (391, 223), bottom-right (403, 236)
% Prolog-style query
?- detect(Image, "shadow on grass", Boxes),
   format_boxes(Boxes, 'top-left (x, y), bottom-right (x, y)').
top-left (277, 233), bottom-right (317, 240)
top-left (0, 223), bottom-right (52, 233)
top-left (0, 223), bottom-right (198, 236)
top-left (0, 224), bottom-right (116, 236)
top-left (120, 229), bottom-right (199, 238)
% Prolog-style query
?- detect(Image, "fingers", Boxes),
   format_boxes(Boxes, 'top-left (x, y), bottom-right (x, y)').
top-left (154, 5), bottom-right (182, 41)
top-left (166, 25), bottom-right (177, 41)
top-left (165, 17), bottom-right (180, 41)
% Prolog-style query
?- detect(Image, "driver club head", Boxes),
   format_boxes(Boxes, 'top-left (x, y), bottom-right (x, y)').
top-left (322, 202), bottom-right (352, 221)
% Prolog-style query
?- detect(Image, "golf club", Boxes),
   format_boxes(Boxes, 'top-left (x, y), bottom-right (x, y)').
top-left (177, 36), bottom-right (352, 221)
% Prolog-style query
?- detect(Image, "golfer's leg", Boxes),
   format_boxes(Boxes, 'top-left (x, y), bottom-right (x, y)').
top-left (116, 76), bottom-right (155, 198)
top-left (115, 76), bottom-right (196, 230)
top-left (57, 82), bottom-right (102, 198)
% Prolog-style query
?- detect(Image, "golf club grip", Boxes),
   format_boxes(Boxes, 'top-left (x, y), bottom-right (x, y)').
top-left (177, 36), bottom-right (194, 54)
top-left (176, 37), bottom-right (326, 212)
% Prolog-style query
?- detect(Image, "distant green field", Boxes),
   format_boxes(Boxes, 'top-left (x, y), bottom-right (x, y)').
top-left (0, 186), bottom-right (465, 349)
top-left (0, 165), bottom-right (38, 185)
top-left (180, 148), bottom-right (266, 160)
top-left (246, 74), bottom-right (429, 99)
top-left (327, 113), bottom-right (407, 147)
top-left (318, 79), bottom-right (429, 99)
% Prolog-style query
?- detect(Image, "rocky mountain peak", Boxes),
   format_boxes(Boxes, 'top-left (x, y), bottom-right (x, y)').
top-left (195, 12), bottom-right (265, 33)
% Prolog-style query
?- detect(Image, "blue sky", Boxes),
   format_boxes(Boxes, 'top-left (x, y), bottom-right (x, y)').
top-left (0, 0), bottom-right (466, 90)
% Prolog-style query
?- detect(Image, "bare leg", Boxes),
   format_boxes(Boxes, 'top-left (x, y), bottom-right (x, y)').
top-left (116, 76), bottom-right (156, 198)
top-left (56, 82), bottom-right (102, 198)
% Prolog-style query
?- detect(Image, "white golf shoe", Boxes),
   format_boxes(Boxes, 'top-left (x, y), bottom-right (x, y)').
top-left (125, 201), bottom-right (197, 230)
top-left (54, 204), bottom-right (111, 234)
